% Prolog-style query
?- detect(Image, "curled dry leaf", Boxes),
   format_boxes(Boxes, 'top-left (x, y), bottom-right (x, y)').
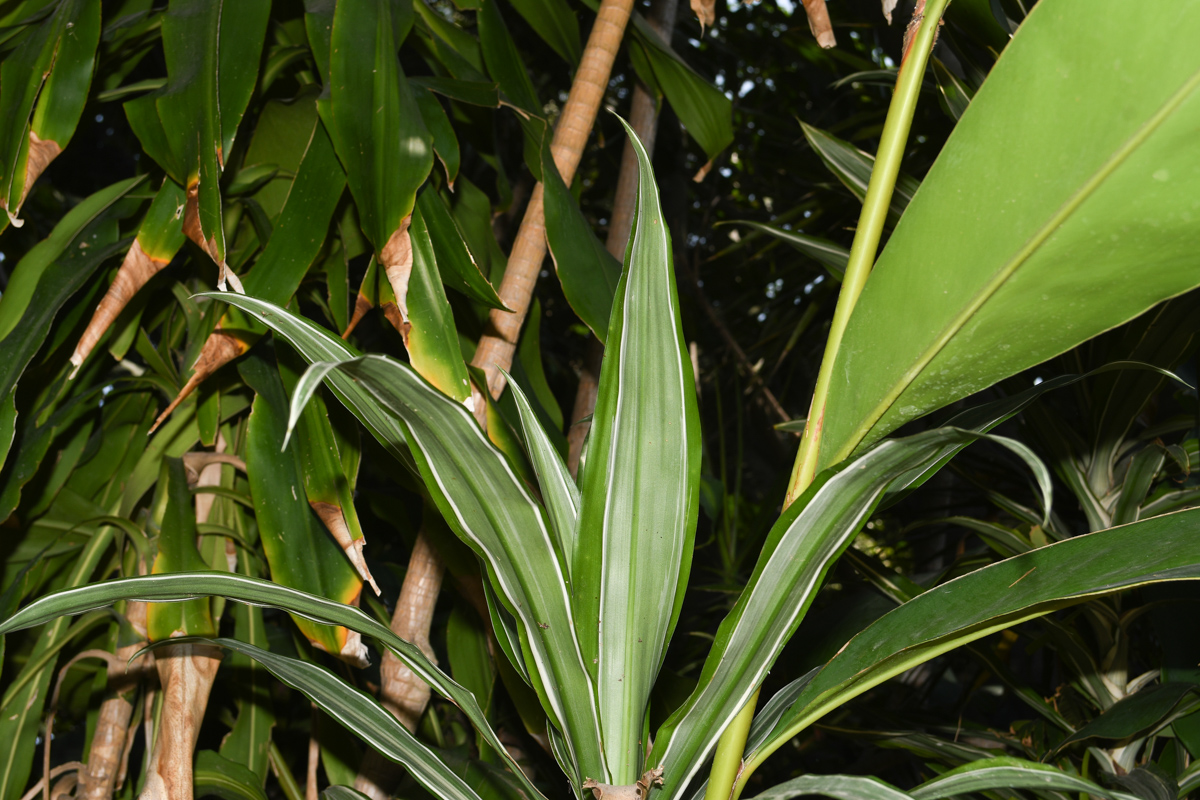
top-left (690, 0), bottom-right (715, 35)
top-left (883, 0), bottom-right (899, 24)
top-left (70, 240), bottom-right (172, 378)
top-left (182, 180), bottom-right (243, 293)
top-left (2, 131), bottom-right (63, 227)
top-left (150, 329), bottom-right (247, 432)
top-left (341, 291), bottom-right (374, 339)
top-left (380, 217), bottom-right (415, 345)
top-left (801, 0), bottom-right (837, 48)
top-left (583, 766), bottom-right (665, 800)
top-left (311, 501), bottom-right (382, 596)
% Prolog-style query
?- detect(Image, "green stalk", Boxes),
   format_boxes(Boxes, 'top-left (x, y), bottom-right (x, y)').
top-left (701, 8), bottom-right (953, 800)
top-left (702, 688), bottom-right (758, 800)
top-left (784, 0), bottom-right (952, 507)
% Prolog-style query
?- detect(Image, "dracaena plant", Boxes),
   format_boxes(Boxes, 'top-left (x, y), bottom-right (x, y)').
top-left (6, 3), bottom-right (1200, 800)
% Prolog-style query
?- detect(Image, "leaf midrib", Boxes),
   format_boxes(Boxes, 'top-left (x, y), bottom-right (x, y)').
top-left (834, 65), bottom-right (1200, 466)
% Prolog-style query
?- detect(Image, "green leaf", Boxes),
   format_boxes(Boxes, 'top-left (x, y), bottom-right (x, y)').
top-left (716, 221), bottom-right (848, 280)
top-left (0, 176), bottom-right (145, 404)
top-left (1051, 683), bottom-right (1200, 755)
top-left (156, 0), bottom-right (271, 265)
top-left (625, 16), bottom-right (732, 163)
top-left (416, 188), bottom-right (507, 310)
top-left (240, 348), bottom-right (365, 662)
top-left (195, 749), bottom-right (269, 800)
top-left (328, 0), bottom-right (432, 254)
top-left (749, 774), bottom-right (914, 800)
top-left (403, 203), bottom-right (474, 402)
top-left (819, 0), bottom-right (1200, 470)
top-left (164, 637), bottom-right (488, 800)
top-left (506, 0), bottom-right (581, 65)
top-left (799, 122), bottom-right (918, 224)
top-left (302, 353), bottom-right (607, 781)
top-left (573, 118), bottom-right (701, 783)
top-left (0, 571), bottom-right (545, 800)
top-left (504, 374), bottom-right (579, 578)
top-left (649, 428), bottom-right (998, 800)
top-left (741, 507), bottom-right (1200, 785)
top-left (218, 592), bottom-right (275, 782)
top-left (197, 293), bottom-right (416, 476)
top-left (543, 154), bottom-right (621, 343)
top-left (410, 76), bottom-right (500, 107)
top-left (909, 756), bottom-right (1135, 800)
top-left (416, 87), bottom-right (461, 187)
top-left (931, 59), bottom-right (974, 121)
top-left (147, 457), bottom-right (216, 640)
top-left (0, 0), bottom-right (100, 223)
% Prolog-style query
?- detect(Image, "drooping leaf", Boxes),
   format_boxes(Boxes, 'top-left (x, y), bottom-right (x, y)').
top-left (146, 458), bottom-right (216, 640)
top-left (159, 637), bottom-right (490, 800)
top-left (573, 119), bottom-right (701, 783)
top-left (909, 756), bottom-right (1136, 800)
top-left (717, 221), bottom-right (848, 280)
top-left (799, 121), bottom-right (919, 224)
top-left (748, 774), bottom-right (914, 800)
top-left (741, 508), bottom-right (1200, 785)
top-left (0, 571), bottom-right (546, 800)
top-left (818, 0), bottom-right (1200, 470)
top-left (506, 0), bottom-right (581, 65)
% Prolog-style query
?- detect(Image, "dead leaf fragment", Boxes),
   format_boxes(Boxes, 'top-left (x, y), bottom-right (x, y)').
top-left (801, 0), bottom-right (837, 48)
top-left (182, 180), bottom-right (243, 293)
top-left (311, 500), bottom-right (381, 596)
top-left (381, 218), bottom-right (414, 323)
top-left (883, 0), bottom-right (899, 24)
top-left (70, 240), bottom-right (171, 378)
top-left (150, 329), bottom-right (247, 432)
top-left (583, 766), bottom-right (665, 800)
top-left (690, 0), bottom-right (715, 35)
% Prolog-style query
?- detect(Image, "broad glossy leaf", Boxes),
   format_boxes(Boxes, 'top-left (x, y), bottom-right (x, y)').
top-left (0, 0), bottom-right (99, 224)
top-left (573, 119), bottom-right (700, 783)
top-left (909, 756), bottom-right (1136, 800)
top-left (156, 0), bottom-right (270, 266)
top-left (0, 571), bottom-right (545, 800)
top-left (717, 221), bottom-right (848, 280)
top-left (240, 349), bottom-right (365, 663)
top-left (800, 122), bottom-right (918, 224)
top-left (328, 0), bottom-right (432, 254)
top-left (819, 0), bottom-right (1200, 470)
top-left (742, 508), bottom-right (1200, 782)
top-left (543, 154), bottom-right (621, 343)
top-left (649, 428), bottom-right (999, 800)
top-left (164, 637), bottom-right (488, 800)
top-left (411, 76), bottom-right (501, 107)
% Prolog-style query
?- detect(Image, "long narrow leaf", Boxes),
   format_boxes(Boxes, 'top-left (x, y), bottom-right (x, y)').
top-left (0, 571), bottom-right (546, 800)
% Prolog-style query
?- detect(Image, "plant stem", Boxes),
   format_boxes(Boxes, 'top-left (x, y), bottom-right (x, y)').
top-left (702, 688), bottom-right (758, 800)
top-left (784, 0), bottom-right (951, 507)
top-left (703, 8), bottom-right (952, 800)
